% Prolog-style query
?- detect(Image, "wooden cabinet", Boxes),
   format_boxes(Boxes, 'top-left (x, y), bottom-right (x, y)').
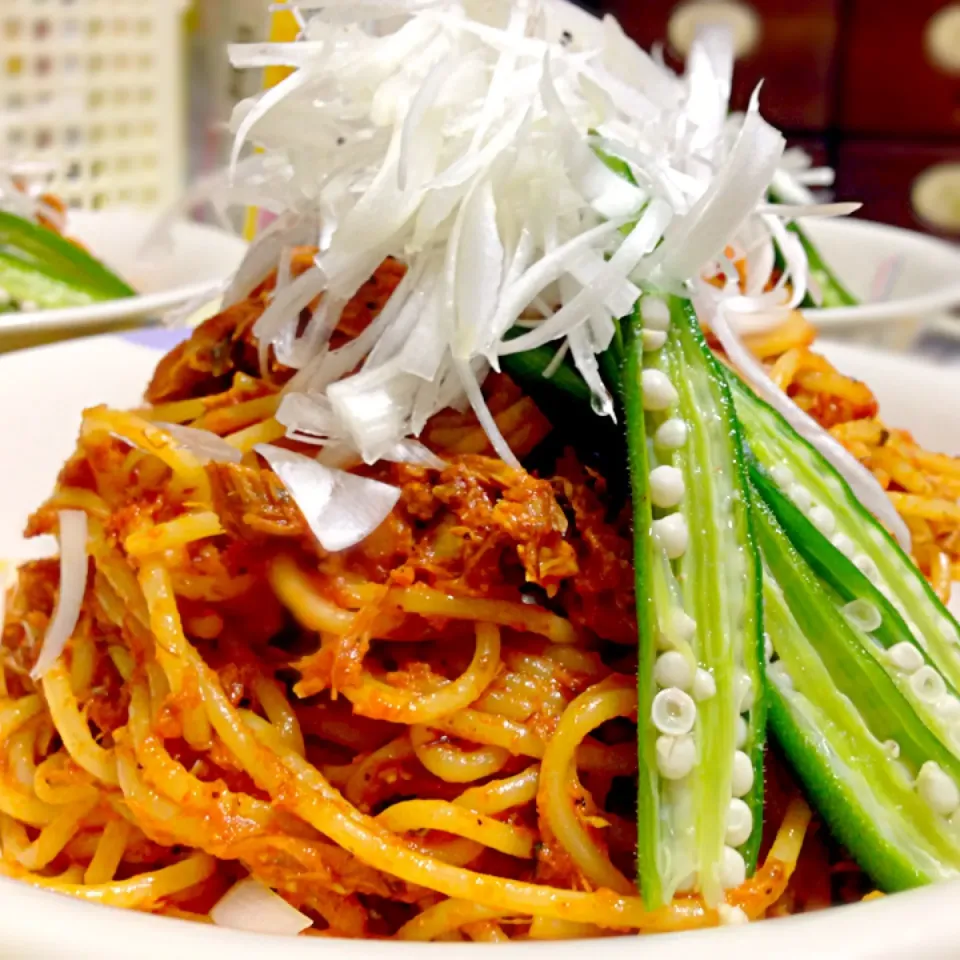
top-left (841, 1), bottom-right (960, 136)
top-left (606, 0), bottom-right (841, 131)
top-left (603, 0), bottom-right (960, 236)
top-left (836, 142), bottom-right (960, 235)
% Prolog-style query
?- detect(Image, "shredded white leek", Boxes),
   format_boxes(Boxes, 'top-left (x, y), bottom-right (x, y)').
top-left (31, 511), bottom-right (89, 680)
top-left (156, 1), bottom-right (880, 538)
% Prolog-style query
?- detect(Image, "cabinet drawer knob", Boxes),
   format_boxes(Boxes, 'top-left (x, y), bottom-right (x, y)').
top-left (667, 0), bottom-right (761, 59)
top-left (912, 163), bottom-right (960, 232)
top-left (925, 4), bottom-right (960, 75)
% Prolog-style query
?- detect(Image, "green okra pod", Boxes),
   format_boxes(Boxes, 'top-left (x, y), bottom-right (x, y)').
top-left (625, 295), bottom-right (764, 908)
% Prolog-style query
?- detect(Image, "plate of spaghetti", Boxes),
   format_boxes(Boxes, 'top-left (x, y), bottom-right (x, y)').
top-left (6, 2), bottom-right (960, 958)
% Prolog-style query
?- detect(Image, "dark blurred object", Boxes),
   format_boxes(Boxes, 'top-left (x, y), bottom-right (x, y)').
top-left (836, 142), bottom-right (960, 236)
top-left (603, 0), bottom-right (960, 238)
top-left (609, 0), bottom-right (840, 131)
top-left (841, 0), bottom-right (960, 136)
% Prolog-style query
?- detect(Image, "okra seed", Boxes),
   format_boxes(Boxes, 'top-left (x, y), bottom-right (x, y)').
top-left (0, 288), bottom-right (9, 306)
top-left (670, 608), bottom-right (697, 643)
top-left (788, 484), bottom-right (814, 514)
top-left (770, 465), bottom-right (793, 487)
top-left (20, 300), bottom-right (37, 312)
top-left (939, 617), bottom-right (958, 642)
top-left (675, 872), bottom-right (697, 894)
top-left (854, 554), bottom-right (881, 583)
top-left (655, 733), bottom-right (697, 780)
top-left (832, 533), bottom-right (856, 558)
top-left (692, 668), bottom-right (716, 701)
top-left (887, 641), bottom-right (924, 674)
top-left (731, 750), bottom-right (754, 798)
top-left (717, 904), bottom-right (749, 926)
top-left (809, 505), bottom-right (836, 537)
top-left (649, 465), bottom-right (685, 509)
top-left (641, 295), bottom-right (671, 331)
top-left (652, 688), bottom-right (697, 736)
top-left (842, 599), bottom-right (882, 633)
top-left (735, 670), bottom-right (754, 712)
top-left (916, 761), bottom-right (960, 817)
top-left (655, 418), bottom-right (688, 450)
top-left (910, 665), bottom-right (947, 704)
top-left (767, 662), bottom-right (794, 691)
top-left (764, 634), bottom-right (774, 661)
top-left (641, 370), bottom-right (678, 411)
top-left (653, 514), bottom-right (689, 560)
top-left (936, 696), bottom-right (960, 723)
top-left (642, 329), bottom-right (668, 352)
top-left (735, 716), bottom-right (749, 749)
top-left (654, 651), bottom-right (694, 690)
top-left (725, 798), bottom-right (753, 847)
top-left (883, 740), bottom-right (901, 759)
top-left (720, 846), bottom-right (747, 889)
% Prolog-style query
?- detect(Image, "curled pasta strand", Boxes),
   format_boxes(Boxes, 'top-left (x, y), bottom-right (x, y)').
top-left (337, 623), bottom-right (502, 725)
top-left (128, 684), bottom-right (278, 840)
top-left (0, 695), bottom-right (44, 745)
top-left (538, 679), bottom-right (637, 895)
top-left (274, 555), bottom-right (578, 644)
top-left (69, 633), bottom-right (97, 697)
top-left (377, 799), bottom-right (535, 859)
top-left (397, 899), bottom-right (522, 942)
top-left (343, 736), bottom-right (415, 809)
top-left (124, 513), bottom-right (225, 557)
top-left (0, 780), bottom-right (59, 828)
top-left (528, 916), bottom-right (612, 939)
top-left (2, 851), bottom-right (217, 909)
top-left (33, 754), bottom-right (98, 807)
top-left (410, 725), bottom-right (511, 784)
top-left (84, 818), bottom-right (131, 885)
top-left (462, 920), bottom-right (510, 943)
top-left (15, 796), bottom-right (97, 871)
top-left (427, 708), bottom-right (638, 774)
top-left (454, 765), bottom-right (540, 815)
top-left (8, 724), bottom-right (40, 790)
top-left (81, 408), bottom-right (211, 503)
top-left (42, 662), bottom-right (118, 786)
top-left (253, 676), bottom-right (306, 756)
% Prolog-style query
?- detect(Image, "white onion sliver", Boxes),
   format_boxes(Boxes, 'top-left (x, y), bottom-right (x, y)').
top-left (208, 2), bottom-right (861, 474)
top-left (383, 439), bottom-right (447, 470)
top-left (210, 877), bottom-right (312, 936)
top-left (255, 444), bottom-right (400, 552)
top-left (31, 511), bottom-right (89, 681)
top-left (159, 424), bottom-right (243, 465)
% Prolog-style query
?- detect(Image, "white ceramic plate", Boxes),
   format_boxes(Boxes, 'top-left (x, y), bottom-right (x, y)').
top-left (0, 209), bottom-right (246, 339)
top-left (1, 331), bottom-right (960, 958)
top-left (801, 218), bottom-right (960, 345)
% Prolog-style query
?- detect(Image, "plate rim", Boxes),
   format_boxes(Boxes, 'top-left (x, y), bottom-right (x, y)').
top-left (800, 217), bottom-right (960, 326)
top-left (0, 211), bottom-right (244, 336)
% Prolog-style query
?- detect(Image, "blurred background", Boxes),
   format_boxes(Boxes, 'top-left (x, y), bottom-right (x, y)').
top-left (3, 0), bottom-right (959, 238)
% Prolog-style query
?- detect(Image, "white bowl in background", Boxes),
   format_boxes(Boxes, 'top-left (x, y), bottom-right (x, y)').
top-left (0, 208), bottom-right (246, 341)
top-left (802, 218), bottom-right (960, 349)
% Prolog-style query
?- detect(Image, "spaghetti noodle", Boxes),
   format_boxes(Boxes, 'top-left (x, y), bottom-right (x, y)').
top-left (0, 265), bottom-right (949, 939)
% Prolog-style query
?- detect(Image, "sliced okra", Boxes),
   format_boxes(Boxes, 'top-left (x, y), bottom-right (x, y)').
top-left (754, 492), bottom-right (960, 889)
top-left (730, 377), bottom-right (960, 705)
top-left (625, 295), bottom-right (764, 908)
